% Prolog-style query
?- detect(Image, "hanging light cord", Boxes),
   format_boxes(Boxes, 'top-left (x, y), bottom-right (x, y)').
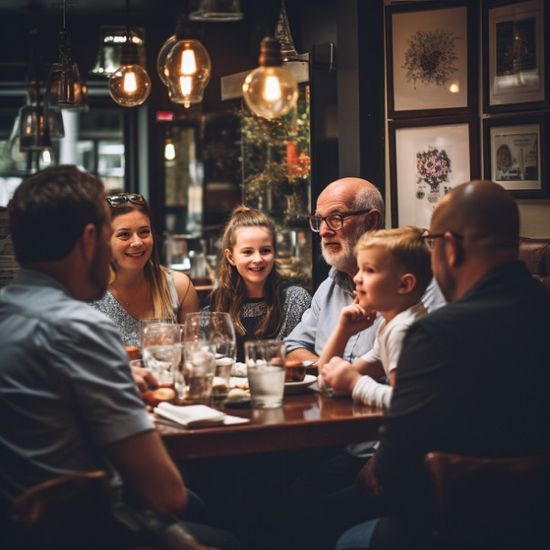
top-left (126, 0), bottom-right (131, 40)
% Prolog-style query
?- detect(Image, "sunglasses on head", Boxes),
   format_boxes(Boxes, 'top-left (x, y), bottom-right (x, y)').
top-left (105, 193), bottom-right (146, 208)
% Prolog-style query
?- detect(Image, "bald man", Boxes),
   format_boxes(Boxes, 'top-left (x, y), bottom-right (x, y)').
top-left (335, 181), bottom-right (550, 549)
top-left (284, 177), bottom-right (444, 363)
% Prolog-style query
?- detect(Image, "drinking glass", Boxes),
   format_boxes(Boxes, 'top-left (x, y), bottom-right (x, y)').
top-left (141, 322), bottom-right (180, 388)
top-left (183, 340), bottom-right (216, 403)
top-left (245, 340), bottom-right (286, 409)
top-left (183, 312), bottom-right (236, 398)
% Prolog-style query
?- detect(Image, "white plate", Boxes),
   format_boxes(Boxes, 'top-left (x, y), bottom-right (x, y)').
top-left (284, 374), bottom-right (317, 394)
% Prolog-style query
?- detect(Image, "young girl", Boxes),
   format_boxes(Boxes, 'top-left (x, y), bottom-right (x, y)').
top-left (210, 206), bottom-right (311, 362)
top-left (92, 192), bottom-right (199, 347)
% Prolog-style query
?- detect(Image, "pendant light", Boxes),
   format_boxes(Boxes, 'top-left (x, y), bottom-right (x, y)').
top-left (19, 30), bottom-right (56, 153)
top-left (161, 12), bottom-right (211, 107)
top-left (242, 37), bottom-right (298, 120)
top-left (91, 25), bottom-right (145, 78)
top-left (189, 0), bottom-right (243, 22)
top-left (108, 0), bottom-right (151, 107)
top-left (46, 0), bottom-right (85, 110)
top-left (157, 34), bottom-right (177, 86)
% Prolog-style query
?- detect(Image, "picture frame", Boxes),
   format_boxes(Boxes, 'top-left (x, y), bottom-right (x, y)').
top-left (483, 0), bottom-right (548, 112)
top-left (389, 117), bottom-right (479, 228)
top-left (386, 0), bottom-right (477, 118)
top-left (483, 114), bottom-right (548, 198)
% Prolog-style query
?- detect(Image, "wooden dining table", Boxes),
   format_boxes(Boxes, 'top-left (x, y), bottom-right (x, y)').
top-left (156, 389), bottom-right (384, 460)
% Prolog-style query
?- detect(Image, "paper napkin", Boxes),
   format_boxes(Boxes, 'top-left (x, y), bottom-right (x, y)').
top-left (154, 402), bottom-right (249, 428)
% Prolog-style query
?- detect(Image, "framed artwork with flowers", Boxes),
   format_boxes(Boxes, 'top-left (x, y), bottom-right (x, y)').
top-left (483, 114), bottom-right (548, 198)
top-left (386, 0), bottom-right (477, 118)
top-left (483, 0), bottom-right (548, 113)
top-left (389, 117), bottom-right (480, 228)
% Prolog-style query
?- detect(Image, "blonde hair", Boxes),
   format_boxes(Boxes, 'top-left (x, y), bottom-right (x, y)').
top-left (108, 199), bottom-right (176, 321)
top-left (211, 206), bottom-right (285, 337)
top-left (355, 227), bottom-right (432, 295)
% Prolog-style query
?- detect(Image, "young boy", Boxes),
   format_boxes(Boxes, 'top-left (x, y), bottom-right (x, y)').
top-left (319, 226), bottom-right (432, 408)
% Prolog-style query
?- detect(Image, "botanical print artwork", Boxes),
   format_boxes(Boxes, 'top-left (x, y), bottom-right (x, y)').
top-left (403, 30), bottom-right (458, 88)
top-left (391, 6), bottom-right (468, 111)
top-left (416, 147), bottom-right (452, 203)
top-left (394, 122), bottom-right (470, 228)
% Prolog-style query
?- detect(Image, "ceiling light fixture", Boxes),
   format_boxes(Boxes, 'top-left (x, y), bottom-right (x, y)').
top-left (189, 0), bottom-right (243, 22)
top-left (91, 25), bottom-right (145, 78)
top-left (242, 37), bottom-right (298, 120)
top-left (108, 0), bottom-right (151, 107)
top-left (46, 0), bottom-right (85, 110)
top-left (161, 12), bottom-right (211, 108)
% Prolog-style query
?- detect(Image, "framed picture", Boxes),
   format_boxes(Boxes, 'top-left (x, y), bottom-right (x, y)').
top-left (484, 0), bottom-right (548, 112)
top-left (483, 114), bottom-right (548, 197)
top-left (386, 1), bottom-right (477, 118)
top-left (389, 117), bottom-right (479, 228)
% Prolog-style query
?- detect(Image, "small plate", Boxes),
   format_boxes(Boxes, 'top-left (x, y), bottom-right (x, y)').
top-left (284, 374), bottom-right (317, 394)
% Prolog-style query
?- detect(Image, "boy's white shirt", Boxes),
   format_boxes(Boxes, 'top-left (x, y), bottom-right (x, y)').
top-left (352, 300), bottom-right (428, 409)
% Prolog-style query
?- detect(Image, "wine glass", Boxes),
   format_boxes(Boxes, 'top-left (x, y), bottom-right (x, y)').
top-left (183, 312), bottom-right (236, 398)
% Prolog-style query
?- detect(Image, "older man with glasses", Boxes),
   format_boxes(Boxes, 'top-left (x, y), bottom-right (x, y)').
top-left (285, 177), bottom-right (444, 365)
top-left (282, 177), bottom-right (445, 550)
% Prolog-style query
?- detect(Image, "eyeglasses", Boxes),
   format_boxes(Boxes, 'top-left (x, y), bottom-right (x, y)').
top-left (105, 193), bottom-right (146, 208)
top-left (308, 209), bottom-right (372, 232)
top-left (422, 232), bottom-right (463, 250)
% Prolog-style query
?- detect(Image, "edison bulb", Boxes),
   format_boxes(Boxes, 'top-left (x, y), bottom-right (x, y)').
top-left (109, 64), bottom-right (151, 107)
top-left (164, 39), bottom-right (211, 107)
top-left (157, 34), bottom-right (177, 86)
top-left (242, 65), bottom-right (298, 119)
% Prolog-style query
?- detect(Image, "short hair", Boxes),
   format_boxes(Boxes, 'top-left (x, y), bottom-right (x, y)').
top-left (355, 226), bottom-right (432, 295)
top-left (8, 165), bottom-right (105, 265)
top-left (353, 183), bottom-right (385, 222)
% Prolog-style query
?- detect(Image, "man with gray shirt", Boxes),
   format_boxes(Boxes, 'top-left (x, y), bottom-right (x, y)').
top-left (0, 166), bottom-right (239, 549)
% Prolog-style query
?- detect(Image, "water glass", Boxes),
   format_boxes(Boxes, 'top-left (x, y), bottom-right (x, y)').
top-left (183, 312), bottom-right (236, 399)
top-left (141, 322), bottom-right (180, 388)
top-left (183, 341), bottom-right (217, 403)
top-left (245, 340), bottom-right (286, 409)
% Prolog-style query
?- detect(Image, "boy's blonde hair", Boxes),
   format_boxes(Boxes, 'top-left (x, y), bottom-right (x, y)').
top-left (355, 227), bottom-right (432, 295)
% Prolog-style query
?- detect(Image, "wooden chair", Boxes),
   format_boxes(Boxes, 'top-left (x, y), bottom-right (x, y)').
top-left (424, 451), bottom-right (550, 550)
top-left (11, 471), bottom-right (207, 550)
top-left (13, 470), bottom-right (114, 549)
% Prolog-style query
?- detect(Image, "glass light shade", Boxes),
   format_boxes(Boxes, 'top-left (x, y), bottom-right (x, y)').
top-left (45, 106), bottom-right (65, 138)
top-left (164, 39), bottom-right (211, 107)
top-left (47, 61), bottom-right (84, 110)
top-left (90, 26), bottom-right (145, 78)
top-left (109, 64), bottom-right (151, 107)
top-left (18, 104), bottom-right (52, 152)
top-left (157, 35), bottom-right (177, 86)
top-left (189, 0), bottom-right (243, 21)
top-left (242, 65), bottom-right (298, 119)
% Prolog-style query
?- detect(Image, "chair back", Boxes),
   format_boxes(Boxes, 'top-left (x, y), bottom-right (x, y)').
top-left (424, 451), bottom-right (550, 549)
top-left (14, 470), bottom-right (112, 549)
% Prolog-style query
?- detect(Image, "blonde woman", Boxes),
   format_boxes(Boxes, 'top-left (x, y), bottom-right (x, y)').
top-left (92, 192), bottom-right (199, 347)
top-left (209, 206), bottom-right (311, 362)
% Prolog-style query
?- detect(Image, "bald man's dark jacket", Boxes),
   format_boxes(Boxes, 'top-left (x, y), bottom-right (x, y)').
top-left (373, 260), bottom-right (550, 548)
